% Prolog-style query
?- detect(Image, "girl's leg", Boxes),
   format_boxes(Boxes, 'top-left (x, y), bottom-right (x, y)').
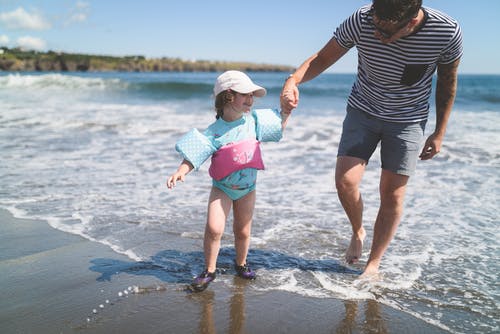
top-left (204, 187), bottom-right (232, 273)
top-left (232, 190), bottom-right (256, 266)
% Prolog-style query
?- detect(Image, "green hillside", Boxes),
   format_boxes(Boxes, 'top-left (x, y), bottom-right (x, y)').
top-left (0, 47), bottom-right (293, 72)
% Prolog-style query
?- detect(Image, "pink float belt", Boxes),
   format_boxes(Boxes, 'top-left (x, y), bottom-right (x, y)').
top-left (209, 139), bottom-right (265, 181)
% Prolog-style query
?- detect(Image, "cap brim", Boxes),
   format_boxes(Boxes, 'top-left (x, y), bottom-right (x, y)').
top-left (233, 84), bottom-right (267, 97)
top-left (253, 87), bottom-right (266, 97)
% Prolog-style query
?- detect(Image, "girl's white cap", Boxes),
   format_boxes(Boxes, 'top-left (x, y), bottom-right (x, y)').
top-left (213, 70), bottom-right (266, 97)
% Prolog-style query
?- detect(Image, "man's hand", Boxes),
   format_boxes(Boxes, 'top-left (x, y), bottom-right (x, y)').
top-left (419, 132), bottom-right (442, 160)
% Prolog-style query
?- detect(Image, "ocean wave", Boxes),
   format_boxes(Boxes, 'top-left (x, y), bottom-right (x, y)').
top-left (0, 72), bottom-right (353, 101)
top-left (2, 73), bottom-right (500, 108)
top-left (127, 81), bottom-right (213, 100)
top-left (455, 75), bottom-right (500, 109)
top-left (0, 73), bottom-right (216, 101)
top-left (0, 73), bottom-right (123, 91)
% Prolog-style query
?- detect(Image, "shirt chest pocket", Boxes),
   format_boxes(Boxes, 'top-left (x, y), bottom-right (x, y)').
top-left (400, 64), bottom-right (429, 86)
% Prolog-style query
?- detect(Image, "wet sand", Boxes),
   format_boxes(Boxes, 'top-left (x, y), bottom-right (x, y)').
top-left (0, 209), bottom-right (448, 333)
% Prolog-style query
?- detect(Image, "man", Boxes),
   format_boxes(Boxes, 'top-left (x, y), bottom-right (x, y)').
top-left (281, 0), bottom-right (462, 277)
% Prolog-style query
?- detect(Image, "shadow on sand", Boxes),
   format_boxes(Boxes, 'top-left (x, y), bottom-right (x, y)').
top-left (89, 247), bottom-right (361, 283)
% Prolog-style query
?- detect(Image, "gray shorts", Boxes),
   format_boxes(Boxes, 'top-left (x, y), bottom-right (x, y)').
top-left (338, 106), bottom-right (427, 176)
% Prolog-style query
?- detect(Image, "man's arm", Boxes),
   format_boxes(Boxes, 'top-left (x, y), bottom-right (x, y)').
top-left (280, 38), bottom-right (349, 112)
top-left (419, 58), bottom-right (460, 160)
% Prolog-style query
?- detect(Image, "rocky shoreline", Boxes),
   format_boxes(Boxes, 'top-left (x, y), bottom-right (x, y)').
top-left (0, 47), bottom-right (293, 72)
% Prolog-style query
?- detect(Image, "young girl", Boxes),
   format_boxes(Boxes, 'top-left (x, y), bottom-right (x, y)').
top-left (167, 70), bottom-right (289, 291)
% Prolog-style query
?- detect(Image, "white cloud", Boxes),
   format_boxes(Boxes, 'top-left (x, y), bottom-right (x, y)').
top-left (69, 12), bottom-right (88, 23)
top-left (17, 36), bottom-right (47, 51)
top-left (0, 7), bottom-right (51, 30)
top-left (0, 34), bottom-right (10, 44)
top-left (76, 1), bottom-right (90, 10)
top-left (66, 1), bottom-right (90, 25)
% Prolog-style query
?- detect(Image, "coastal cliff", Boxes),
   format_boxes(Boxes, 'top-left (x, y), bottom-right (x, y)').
top-left (0, 48), bottom-right (293, 72)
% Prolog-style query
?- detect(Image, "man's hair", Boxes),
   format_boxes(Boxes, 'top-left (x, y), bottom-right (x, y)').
top-left (372, 0), bottom-right (422, 22)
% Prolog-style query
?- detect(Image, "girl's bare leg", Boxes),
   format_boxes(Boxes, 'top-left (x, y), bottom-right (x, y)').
top-left (232, 190), bottom-right (256, 266)
top-left (204, 187), bottom-right (232, 273)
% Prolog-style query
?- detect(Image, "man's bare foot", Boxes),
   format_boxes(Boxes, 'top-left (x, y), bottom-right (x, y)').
top-left (354, 270), bottom-right (381, 288)
top-left (359, 265), bottom-right (379, 280)
top-left (345, 227), bottom-right (366, 264)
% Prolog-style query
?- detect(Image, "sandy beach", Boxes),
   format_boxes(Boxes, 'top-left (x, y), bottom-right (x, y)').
top-left (0, 208), bottom-right (451, 334)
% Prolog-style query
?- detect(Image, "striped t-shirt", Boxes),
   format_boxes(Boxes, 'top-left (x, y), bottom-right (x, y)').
top-left (334, 5), bottom-right (463, 122)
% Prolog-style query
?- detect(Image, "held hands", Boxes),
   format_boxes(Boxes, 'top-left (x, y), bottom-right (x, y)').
top-left (280, 76), bottom-right (299, 114)
top-left (419, 132), bottom-right (443, 160)
top-left (280, 109), bottom-right (292, 130)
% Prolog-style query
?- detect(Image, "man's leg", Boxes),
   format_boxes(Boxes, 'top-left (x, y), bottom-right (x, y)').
top-left (335, 156), bottom-right (367, 264)
top-left (363, 169), bottom-right (409, 276)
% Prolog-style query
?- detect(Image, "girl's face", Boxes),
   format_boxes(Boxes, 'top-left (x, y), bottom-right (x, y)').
top-left (230, 92), bottom-right (254, 113)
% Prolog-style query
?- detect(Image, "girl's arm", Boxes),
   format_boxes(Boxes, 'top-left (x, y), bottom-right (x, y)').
top-left (280, 109), bottom-right (291, 130)
top-left (166, 159), bottom-right (194, 189)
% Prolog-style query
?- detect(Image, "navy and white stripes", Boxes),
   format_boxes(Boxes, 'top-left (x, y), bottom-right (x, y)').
top-left (334, 5), bottom-right (463, 122)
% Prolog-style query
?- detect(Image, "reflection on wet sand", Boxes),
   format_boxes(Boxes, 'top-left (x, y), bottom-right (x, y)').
top-left (229, 286), bottom-right (245, 334)
top-left (193, 277), bottom-right (388, 334)
top-left (195, 278), bottom-right (248, 334)
top-left (335, 299), bottom-right (388, 334)
top-left (198, 291), bottom-right (215, 334)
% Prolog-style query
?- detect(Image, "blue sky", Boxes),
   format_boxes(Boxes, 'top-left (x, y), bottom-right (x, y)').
top-left (0, 0), bottom-right (497, 74)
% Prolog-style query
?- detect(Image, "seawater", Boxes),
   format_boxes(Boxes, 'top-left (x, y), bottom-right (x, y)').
top-left (1, 72), bottom-right (498, 333)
